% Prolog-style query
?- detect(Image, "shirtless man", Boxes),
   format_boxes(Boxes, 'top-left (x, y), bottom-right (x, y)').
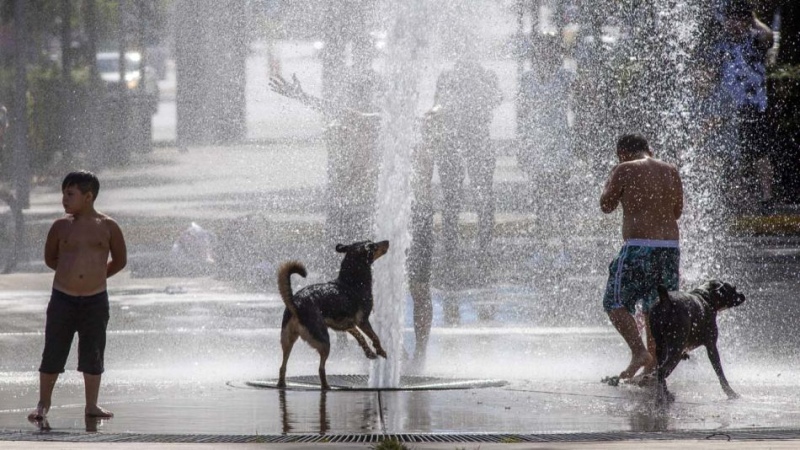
top-left (28, 170), bottom-right (127, 423)
top-left (600, 134), bottom-right (683, 380)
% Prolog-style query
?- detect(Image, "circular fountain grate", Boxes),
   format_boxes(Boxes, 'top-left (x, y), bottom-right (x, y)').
top-left (246, 374), bottom-right (507, 391)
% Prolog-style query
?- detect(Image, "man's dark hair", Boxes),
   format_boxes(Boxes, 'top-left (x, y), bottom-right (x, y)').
top-left (62, 170), bottom-right (100, 200)
top-left (617, 134), bottom-right (650, 155)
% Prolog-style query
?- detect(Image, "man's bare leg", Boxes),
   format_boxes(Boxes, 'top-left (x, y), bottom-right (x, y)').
top-left (608, 308), bottom-right (653, 379)
top-left (84, 373), bottom-right (113, 418)
top-left (643, 313), bottom-right (657, 375)
top-left (28, 372), bottom-right (58, 420)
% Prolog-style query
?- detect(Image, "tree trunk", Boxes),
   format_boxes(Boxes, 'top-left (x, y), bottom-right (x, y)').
top-left (175, 0), bottom-right (248, 146)
top-left (9, 0), bottom-right (30, 272)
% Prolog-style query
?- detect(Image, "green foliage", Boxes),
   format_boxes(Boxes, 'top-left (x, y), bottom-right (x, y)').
top-left (0, 0), bottom-right (170, 178)
top-left (27, 66), bottom-right (97, 172)
top-left (0, 64), bottom-right (98, 178)
top-left (372, 437), bottom-right (412, 450)
top-left (769, 64), bottom-right (800, 81)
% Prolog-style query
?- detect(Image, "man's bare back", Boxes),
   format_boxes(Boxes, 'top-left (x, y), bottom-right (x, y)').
top-left (46, 212), bottom-right (125, 297)
top-left (600, 156), bottom-right (683, 240)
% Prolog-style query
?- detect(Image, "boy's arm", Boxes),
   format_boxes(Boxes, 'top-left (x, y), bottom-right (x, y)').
top-left (600, 165), bottom-right (624, 214)
top-left (106, 219), bottom-right (127, 278)
top-left (43, 222), bottom-right (60, 271)
top-left (752, 14), bottom-right (774, 50)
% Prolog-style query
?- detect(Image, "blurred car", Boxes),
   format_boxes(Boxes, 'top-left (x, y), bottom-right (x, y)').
top-left (97, 51), bottom-right (160, 113)
top-left (312, 30), bottom-right (388, 59)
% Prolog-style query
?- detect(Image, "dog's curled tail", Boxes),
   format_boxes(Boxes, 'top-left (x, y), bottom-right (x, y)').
top-left (278, 261), bottom-right (307, 317)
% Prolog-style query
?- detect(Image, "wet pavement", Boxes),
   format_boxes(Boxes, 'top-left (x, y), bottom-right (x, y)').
top-left (1, 257), bottom-right (800, 444)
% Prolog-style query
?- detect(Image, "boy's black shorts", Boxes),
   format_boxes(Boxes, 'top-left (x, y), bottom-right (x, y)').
top-left (39, 289), bottom-right (109, 375)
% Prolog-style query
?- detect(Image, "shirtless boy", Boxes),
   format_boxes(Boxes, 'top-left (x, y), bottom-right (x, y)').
top-left (28, 170), bottom-right (127, 421)
top-left (600, 134), bottom-right (683, 380)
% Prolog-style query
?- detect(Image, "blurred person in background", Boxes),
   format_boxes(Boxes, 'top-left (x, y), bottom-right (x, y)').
top-left (714, 0), bottom-right (775, 212)
top-left (433, 49), bottom-right (502, 295)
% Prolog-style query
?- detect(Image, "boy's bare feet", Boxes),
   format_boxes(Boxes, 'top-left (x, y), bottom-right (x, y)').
top-left (85, 416), bottom-right (102, 432)
top-left (85, 405), bottom-right (114, 418)
top-left (27, 401), bottom-right (49, 421)
top-left (619, 351), bottom-right (653, 379)
top-left (28, 418), bottom-right (51, 431)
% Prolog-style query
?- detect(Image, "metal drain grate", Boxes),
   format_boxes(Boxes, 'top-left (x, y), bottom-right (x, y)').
top-left (246, 374), bottom-right (508, 391)
top-left (2, 428), bottom-right (800, 444)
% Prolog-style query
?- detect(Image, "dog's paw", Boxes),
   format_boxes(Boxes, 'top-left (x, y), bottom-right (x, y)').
top-left (601, 376), bottom-right (620, 386)
top-left (365, 351), bottom-right (378, 359)
top-left (377, 349), bottom-right (387, 358)
top-left (655, 386), bottom-right (675, 404)
top-left (633, 373), bottom-right (657, 388)
top-left (726, 390), bottom-right (740, 400)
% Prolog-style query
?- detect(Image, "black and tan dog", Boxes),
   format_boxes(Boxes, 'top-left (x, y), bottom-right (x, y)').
top-left (277, 240), bottom-right (390, 390)
top-left (650, 280), bottom-right (746, 403)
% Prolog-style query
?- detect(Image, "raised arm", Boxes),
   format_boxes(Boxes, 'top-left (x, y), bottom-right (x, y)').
top-left (269, 73), bottom-right (379, 121)
top-left (600, 165), bottom-right (624, 214)
top-left (269, 74), bottom-right (330, 114)
top-left (752, 13), bottom-right (774, 50)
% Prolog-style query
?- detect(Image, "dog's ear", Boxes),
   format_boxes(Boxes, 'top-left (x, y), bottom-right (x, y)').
top-left (335, 244), bottom-right (348, 253)
top-left (701, 279), bottom-right (722, 292)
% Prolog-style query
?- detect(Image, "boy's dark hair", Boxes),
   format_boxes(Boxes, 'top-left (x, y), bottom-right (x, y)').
top-left (62, 170), bottom-right (100, 200)
top-left (617, 134), bottom-right (650, 155)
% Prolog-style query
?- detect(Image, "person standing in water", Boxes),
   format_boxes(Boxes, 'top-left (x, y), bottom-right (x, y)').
top-left (600, 134), bottom-right (683, 380)
top-left (28, 171), bottom-right (127, 422)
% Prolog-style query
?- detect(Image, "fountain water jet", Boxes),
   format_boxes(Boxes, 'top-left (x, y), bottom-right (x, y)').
top-left (369, 0), bottom-right (428, 389)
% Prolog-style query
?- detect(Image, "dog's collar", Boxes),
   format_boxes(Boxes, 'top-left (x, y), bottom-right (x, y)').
top-left (690, 288), bottom-right (711, 304)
